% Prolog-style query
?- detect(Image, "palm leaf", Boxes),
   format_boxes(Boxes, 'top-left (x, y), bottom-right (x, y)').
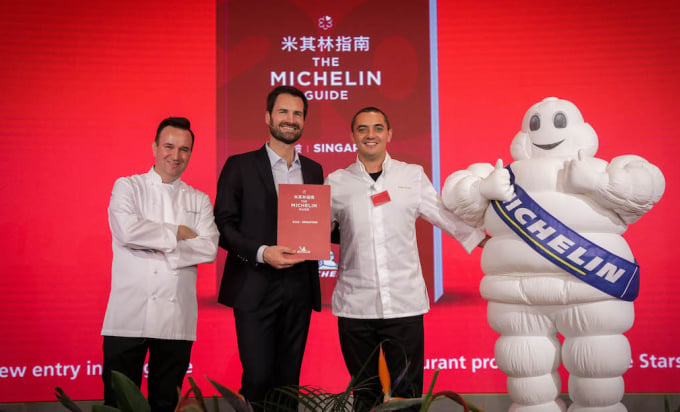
top-left (110, 371), bottom-right (150, 412)
top-left (206, 376), bottom-right (252, 412)
top-left (55, 387), bottom-right (84, 412)
top-left (186, 376), bottom-right (208, 412)
top-left (210, 395), bottom-right (220, 412)
top-left (178, 404), bottom-right (203, 412)
top-left (419, 369), bottom-right (439, 412)
top-left (436, 391), bottom-right (486, 412)
top-left (277, 385), bottom-right (352, 411)
top-left (175, 383), bottom-right (193, 412)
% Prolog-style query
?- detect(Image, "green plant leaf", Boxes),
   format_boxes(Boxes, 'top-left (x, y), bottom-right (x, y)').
top-left (206, 376), bottom-right (252, 412)
top-left (178, 404), bottom-right (203, 412)
top-left (418, 368), bottom-right (439, 412)
top-left (432, 391), bottom-right (482, 412)
top-left (262, 386), bottom-right (301, 412)
top-left (110, 370), bottom-right (150, 412)
top-left (187, 376), bottom-right (207, 412)
top-left (210, 395), bottom-right (220, 412)
top-left (284, 385), bottom-right (353, 412)
top-left (55, 387), bottom-right (83, 412)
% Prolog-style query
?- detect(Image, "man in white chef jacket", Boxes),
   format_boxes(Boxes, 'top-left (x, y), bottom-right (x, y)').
top-left (326, 107), bottom-right (485, 411)
top-left (101, 117), bottom-right (219, 411)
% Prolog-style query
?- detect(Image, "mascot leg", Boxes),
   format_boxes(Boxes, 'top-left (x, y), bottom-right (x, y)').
top-left (558, 300), bottom-right (634, 412)
top-left (488, 302), bottom-right (567, 412)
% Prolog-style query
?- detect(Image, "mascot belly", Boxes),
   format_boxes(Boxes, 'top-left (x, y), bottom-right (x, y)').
top-left (443, 97), bottom-right (665, 412)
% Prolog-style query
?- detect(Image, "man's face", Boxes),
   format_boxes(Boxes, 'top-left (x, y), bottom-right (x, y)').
top-left (266, 93), bottom-right (305, 144)
top-left (352, 111), bottom-right (392, 163)
top-left (152, 126), bottom-right (193, 183)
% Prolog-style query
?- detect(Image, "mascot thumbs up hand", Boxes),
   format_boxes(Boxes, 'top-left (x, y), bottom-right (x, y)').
top-left (563, 149), bottom-right (608, 194)
top-left (442, 158), bottom-right (514, 227)
top-left (479, 159), bottom-right (514, 201)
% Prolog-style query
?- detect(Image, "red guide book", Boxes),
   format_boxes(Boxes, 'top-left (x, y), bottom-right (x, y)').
top-left (277, 184), bottom-right (331, 260)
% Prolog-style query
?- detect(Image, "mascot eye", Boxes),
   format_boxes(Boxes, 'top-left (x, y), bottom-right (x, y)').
top-left (529, 114), bottom-right (540, 131)
top-left (553, 112), bottom-right (567, 128)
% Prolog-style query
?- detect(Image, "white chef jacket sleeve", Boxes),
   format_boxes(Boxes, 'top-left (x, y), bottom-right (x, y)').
top-left (165, 192), bottom-right (219, 269)
top-left (108, 177), bottom-right (179, 253)
top-left (416, 167), bottom-right (485, 254)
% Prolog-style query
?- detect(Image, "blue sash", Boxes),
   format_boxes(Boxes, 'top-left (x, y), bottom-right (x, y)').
top-left (490, 166), bottom-right (639, 301)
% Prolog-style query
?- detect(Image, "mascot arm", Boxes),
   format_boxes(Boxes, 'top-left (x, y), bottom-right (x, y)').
top-left (565, 153), bottom-right (665, 224)
top-left (442, 161), bottom-right (507, 227)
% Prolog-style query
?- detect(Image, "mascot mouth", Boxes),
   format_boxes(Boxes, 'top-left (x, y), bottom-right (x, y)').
top-left (533, 139), bottom-right (565, 150)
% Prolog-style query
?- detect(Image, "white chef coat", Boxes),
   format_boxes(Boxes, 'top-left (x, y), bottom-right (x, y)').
top-left (102, 167), bottom-right (219, 340)
top-left (325, 154), bottom-right (485, 319)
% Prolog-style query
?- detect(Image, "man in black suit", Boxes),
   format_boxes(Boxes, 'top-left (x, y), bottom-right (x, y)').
top-left (214, 86), bottom-right (323, 411)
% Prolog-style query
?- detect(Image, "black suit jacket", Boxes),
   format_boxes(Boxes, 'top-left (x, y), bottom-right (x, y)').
top-left (214, 144), bottom-right (323, 311)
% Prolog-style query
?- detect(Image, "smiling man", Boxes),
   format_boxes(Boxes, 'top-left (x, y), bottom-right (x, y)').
top-left (214, 86), bottom-right (324, 411)
top-left (325, 107), bottom-right (486, 411)
top-left (102, 117), bottom-right (219, 411)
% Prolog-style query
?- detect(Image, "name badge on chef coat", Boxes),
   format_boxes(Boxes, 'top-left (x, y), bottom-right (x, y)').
top-left (371, 191), bottom-right (391, 207)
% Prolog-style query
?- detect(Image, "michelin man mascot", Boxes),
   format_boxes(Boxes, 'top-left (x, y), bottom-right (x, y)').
top-left (442, 97), bottom-right (665, 412)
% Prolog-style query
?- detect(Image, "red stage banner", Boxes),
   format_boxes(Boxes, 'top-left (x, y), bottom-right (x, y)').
top-left (1, 0), bottom-right (679, 403)
top-left (217, 0), bottom-right (442, 305)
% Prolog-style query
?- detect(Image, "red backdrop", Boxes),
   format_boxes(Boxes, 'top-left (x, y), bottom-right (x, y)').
top-left (0, 0), bottom-right (678, 402)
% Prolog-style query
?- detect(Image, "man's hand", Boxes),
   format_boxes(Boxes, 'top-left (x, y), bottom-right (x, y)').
top-left (177, 225), bottom-right (198, 241)
top-left (477, 233), bottom-right (491, 248)
top-left (263, 245), bottom-right (305, 269)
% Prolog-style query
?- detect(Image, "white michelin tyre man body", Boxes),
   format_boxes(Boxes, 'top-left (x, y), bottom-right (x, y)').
top-left (442, 97), bottom-right (665, 412)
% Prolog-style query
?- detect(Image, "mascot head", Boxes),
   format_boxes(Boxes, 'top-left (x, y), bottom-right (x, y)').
top-left (510, 97), bottom-right (598, 161)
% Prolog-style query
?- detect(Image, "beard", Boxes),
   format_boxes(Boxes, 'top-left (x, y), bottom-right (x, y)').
top-left (269, 120), bottom-right (303, 144)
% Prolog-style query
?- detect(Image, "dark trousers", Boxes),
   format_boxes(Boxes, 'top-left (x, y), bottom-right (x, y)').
top-left (102, 336), bottom-right (193, 412)
top-left (233, 270), bottom-right (312, 411)
top-left (338, 315), bottom-right (425, 412)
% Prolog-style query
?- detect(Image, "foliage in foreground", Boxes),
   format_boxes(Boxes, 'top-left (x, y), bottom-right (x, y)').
top-left (57, 368), bottom-right (680, 411)
top-left (56, 368), bottom-right (481, 412)
top-left (56, 344), bottom-right (482, 411)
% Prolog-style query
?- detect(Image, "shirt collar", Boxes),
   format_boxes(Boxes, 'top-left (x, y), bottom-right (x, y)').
top-left (148, 166), bottom-right (181, 186)
top-left (265, 142), bottom-right (301, 169)
top-left (354, 152), bottom-right (392, 175)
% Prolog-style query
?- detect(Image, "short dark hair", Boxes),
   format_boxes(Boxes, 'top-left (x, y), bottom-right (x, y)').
top-left (155, 117), bottom-right (195, 147)
top-left (351, 107), bottom-right (391, 131)
top-left (266, 86), bottom-right (309, 119)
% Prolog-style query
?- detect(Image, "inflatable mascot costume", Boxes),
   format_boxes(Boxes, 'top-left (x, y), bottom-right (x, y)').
top-left (442, 97), bottom-right (665, 412)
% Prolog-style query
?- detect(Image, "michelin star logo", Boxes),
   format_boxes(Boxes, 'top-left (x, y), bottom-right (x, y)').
top-left (318, 16), bottom-right (333, 30)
